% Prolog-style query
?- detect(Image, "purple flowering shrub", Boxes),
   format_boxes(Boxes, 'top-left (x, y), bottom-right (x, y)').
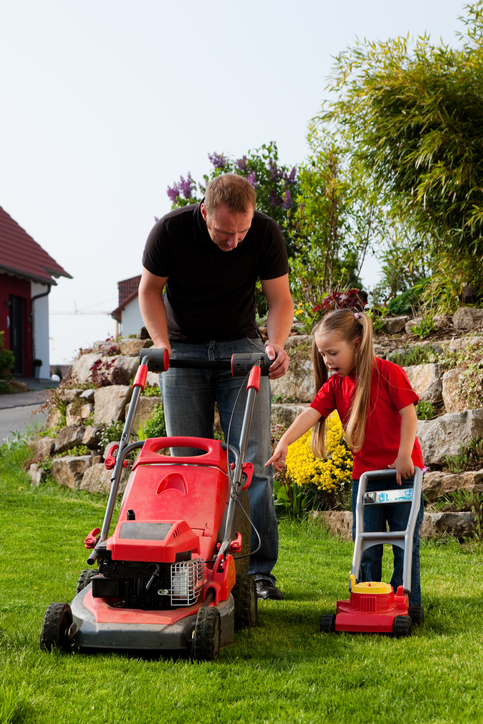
top-left (165, 141), bottom-right (300, 259)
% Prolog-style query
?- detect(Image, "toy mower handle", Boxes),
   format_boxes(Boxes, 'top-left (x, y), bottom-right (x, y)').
top-left (139, 348), bottom-right (271, 376)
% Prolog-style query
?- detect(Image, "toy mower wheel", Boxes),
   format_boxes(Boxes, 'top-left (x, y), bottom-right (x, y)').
top-left (40, 603), bottom-right (75, 652)
top-left (392, 615), bottom-right (412, 638)
top-left (320, 614), bottom-right (337, 633)
top-left (76, 569), bottom-right (98, 594)
top-left (408, 605), bottom-right (424, 625)
top-left (192, 607), bottom-right (221, 661)
top-left (233, 574), bottom-right (257, 630)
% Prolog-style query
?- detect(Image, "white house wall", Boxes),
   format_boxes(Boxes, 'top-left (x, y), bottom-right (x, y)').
top-left (121, 298), bottom-right (144, 337)
top-left (31, 281), bottom-right (50, 378)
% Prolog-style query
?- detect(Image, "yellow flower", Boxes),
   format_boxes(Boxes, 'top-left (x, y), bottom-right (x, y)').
top-left (286, 412), bottom-right (352, 493)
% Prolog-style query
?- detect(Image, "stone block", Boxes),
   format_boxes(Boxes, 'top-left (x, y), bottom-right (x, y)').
top-left (271, 403), bottom-right (309, 429)
top-left (405, 318), bottom-right (422, 334)
top-left (118, 338), bottom-right (153, 356)
top-left (71, 353), bottom-right (103, 384)
top-left (417, 409), bottom-right (483, 465)
top-left (54, 425), bottom-right (87, 454)
top-left (28, 463), bottom-right (43, 487)
top-left (33, 436), bottom-right (55, 461)
top-left (52, 455), bottom-right (93, 490)
top-left (80, 389), bottom-right (95, 402)
top-left (66, 402), bottom-right (94, 426)
top-left (311, 510), bottom-right (352, 541)
top-left (80, 462), bottom-right (131, 495)
top-left (423, 469), bottom-right (483, 502)
top-left (420, 511), bottom-right (476, 539)
top-left (94, 386), bottom-right (132, 425)
top-left (442, 368), bottom-right (468, 414)
top-left (404, 363), bottom-right (444, 403)
top-left (448, 336), bottom-right (483, 352)
top-left (383, 316), bottom-right (410, 334)
top-left (453, 307), bottom-right (483, 330)
top-left (82, 425), bottom-right (103, 449)
top-left (271, 357), bottom-right (314, 402)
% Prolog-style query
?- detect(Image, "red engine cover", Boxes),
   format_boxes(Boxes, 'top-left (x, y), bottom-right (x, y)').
top-left (108, 437), bottom-right (230, 563)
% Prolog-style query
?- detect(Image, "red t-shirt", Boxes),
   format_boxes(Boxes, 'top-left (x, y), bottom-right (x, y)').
top-left (309, 357), bottom-right (424, 478)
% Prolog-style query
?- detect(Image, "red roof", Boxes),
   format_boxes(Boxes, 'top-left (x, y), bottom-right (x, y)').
top-left (112, 275), bottom-right (141, 322)
top-left (118, 275), bottom-right (141, 305)
top-left (0, 206), bottom-right (71, 284)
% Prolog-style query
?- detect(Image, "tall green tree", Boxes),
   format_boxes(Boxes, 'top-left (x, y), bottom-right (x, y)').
top-left (321, 1), bottom-right (483, 310)
top-left (291, 124), bottom-right (385, 330)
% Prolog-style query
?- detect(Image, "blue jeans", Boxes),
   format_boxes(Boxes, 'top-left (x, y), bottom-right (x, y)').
top-left (352, 475), bottom-right (424, 606)
top-left (159, 338), bottom-right (278, 584)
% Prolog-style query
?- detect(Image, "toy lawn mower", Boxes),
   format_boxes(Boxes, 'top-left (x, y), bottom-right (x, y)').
top-left (40, 348), bottom-right (270, 660)
top-left (320, 467), bottom-right (423, 637)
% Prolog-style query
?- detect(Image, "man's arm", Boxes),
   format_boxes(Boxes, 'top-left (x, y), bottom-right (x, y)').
top-left (261, 274), bottom-right (294, 380)
top-left (138, 268), bottom-right (171, 355)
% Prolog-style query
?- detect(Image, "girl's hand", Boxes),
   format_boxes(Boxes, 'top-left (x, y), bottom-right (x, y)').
top-left (388, 455), bottom-right (414, 485)
top-left (266, 444), bottom-right (288, 473)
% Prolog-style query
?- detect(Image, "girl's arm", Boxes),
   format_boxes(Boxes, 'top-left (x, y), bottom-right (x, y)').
top-left (266, 407), bottom-right (322, 472)
top-left (389, 403), bottom-right (418, 485)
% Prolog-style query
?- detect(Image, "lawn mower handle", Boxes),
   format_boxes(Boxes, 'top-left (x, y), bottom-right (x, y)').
top-left (139, 348), bottom-right (272, 376)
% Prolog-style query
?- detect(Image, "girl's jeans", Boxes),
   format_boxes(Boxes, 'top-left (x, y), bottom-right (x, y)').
top-left (159, 338), bottom-right (278, 584)
top-left (352, 474), bottom-right (424, 606)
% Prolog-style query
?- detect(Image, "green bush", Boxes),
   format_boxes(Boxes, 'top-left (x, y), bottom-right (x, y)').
top-left (442, 437), bottom-right (483, 473)
top-left (416, 400), bottom-right (436, 420)
top-left (391, 344), bottom-right (439, 367)
top-left (0, 331), bottom-right (15, 393)
top-left (138, 403), bottom-right (166, 440)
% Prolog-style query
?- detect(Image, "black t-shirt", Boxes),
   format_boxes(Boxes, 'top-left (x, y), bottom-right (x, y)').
top-left (142, 202), bottom-right (289, 342)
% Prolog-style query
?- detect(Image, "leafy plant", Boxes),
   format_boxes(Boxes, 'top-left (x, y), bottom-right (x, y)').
top-left (55, 445), bottom-right (91, 458)
top-left (416, 400), bottom-right (436, 420)
top-left (138, 404), bottom-right (166, 441)
top-left (386, 280), bottom-right (431, 316)
top-left (366, 306), bottom-right (389, 334)
top-left (314, 288), bottom-right (366, 315)
top-left (0, 331), bottom-right (15, 393)
top-left (411, 316), bottom-right (437, 339)
top-left (98, 421), bottom-right (125, 449)
top-left (141, 384), bottom-right (162, 397)
top-left (442, 437), bottom-right (483, 473)
top-left (90, 358), bottom-right (124, 388)
top-left (167, 141), bottom-right (300, 258)
top-left (390, 344), bottom-right (439, 367)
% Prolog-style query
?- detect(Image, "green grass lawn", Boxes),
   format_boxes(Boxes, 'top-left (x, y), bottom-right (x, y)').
top-left (1, 442), bottom-right (483, 724)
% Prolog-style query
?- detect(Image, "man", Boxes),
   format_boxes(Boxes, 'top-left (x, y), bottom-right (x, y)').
top-left (139, 173), bottom-right (294, 600)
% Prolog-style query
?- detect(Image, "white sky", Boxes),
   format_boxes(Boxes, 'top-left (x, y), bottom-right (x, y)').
top-left (0, 0), bottom-right (469, 364)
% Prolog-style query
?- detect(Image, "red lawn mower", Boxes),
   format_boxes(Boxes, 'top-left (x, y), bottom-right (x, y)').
top-left (40, 348), bottom-right (269, 660)
top-left (320, 467), bottom-right (423, 637)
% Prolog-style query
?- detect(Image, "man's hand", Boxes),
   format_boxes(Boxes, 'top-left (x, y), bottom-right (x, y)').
top-left (265, 343), bottom-right (289, 379)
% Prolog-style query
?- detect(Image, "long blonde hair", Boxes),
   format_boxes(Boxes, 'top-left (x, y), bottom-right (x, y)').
top-left (311, 309), bottom-right (374, 458)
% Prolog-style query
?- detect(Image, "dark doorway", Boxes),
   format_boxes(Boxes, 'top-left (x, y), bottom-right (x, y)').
top-left (9, 295), bottom-right (24, 375)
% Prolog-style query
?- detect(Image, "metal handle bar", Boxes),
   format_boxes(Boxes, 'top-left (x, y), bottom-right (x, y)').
top-left (139, 347), bottom-right (271, 376)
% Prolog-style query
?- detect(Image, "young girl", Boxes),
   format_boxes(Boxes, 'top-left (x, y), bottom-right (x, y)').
top-left (266, 308), bottom-right (424, 608)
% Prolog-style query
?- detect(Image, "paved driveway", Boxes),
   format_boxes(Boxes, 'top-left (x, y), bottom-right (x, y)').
top-left (0, 381), bottom-right (55, 444)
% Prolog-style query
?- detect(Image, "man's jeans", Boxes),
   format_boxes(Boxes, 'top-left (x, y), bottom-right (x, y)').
top-left (159, 338), bottom-right (278, 584)
top-left (352, 475), bottom-right (424, 606)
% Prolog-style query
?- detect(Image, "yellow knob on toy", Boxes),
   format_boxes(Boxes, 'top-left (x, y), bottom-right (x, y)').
top-left (351, 581), bottom-right (392, 595)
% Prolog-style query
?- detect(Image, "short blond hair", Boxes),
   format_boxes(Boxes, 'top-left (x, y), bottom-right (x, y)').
top-left (204, 174), bottom-right (256, 216)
